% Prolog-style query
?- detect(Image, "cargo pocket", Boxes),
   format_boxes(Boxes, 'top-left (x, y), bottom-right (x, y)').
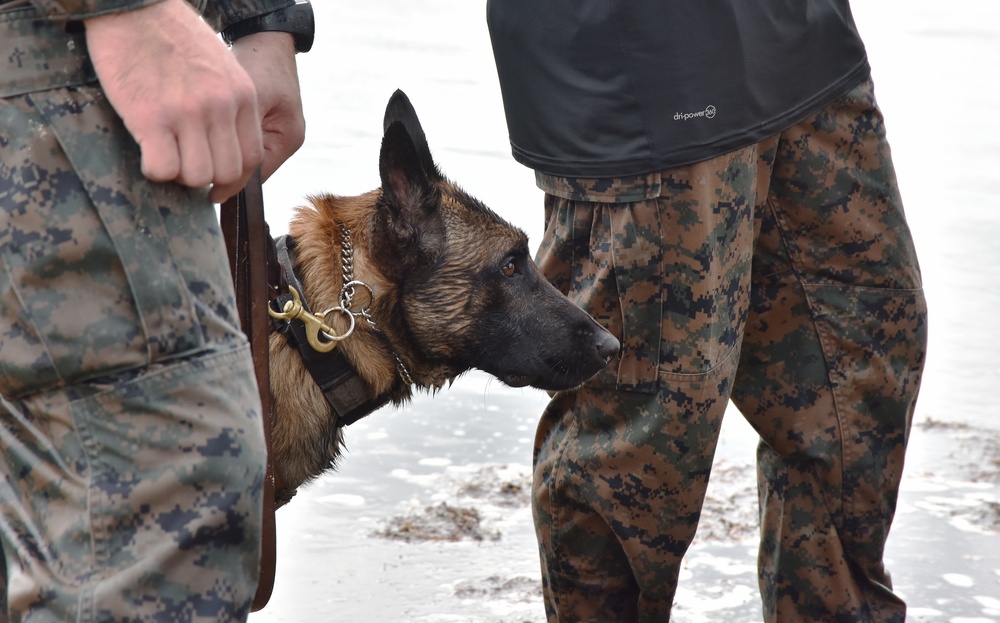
top-left (0, 87), bottom-right (205, 397)
top-left (536, 195), bottom-right (664, 394)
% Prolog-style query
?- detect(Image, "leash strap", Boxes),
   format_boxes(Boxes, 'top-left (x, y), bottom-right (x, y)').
top-left (272, 235), bottom-right (392, 427)
top-left (220, 170), bottom-right (278, 613)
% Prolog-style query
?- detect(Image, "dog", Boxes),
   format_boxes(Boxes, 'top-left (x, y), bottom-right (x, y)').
top-left (267, 90), bottom-right (620, 502)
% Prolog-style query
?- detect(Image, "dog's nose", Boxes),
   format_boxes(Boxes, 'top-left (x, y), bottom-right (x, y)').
top-left (595, 330), bottom-right (620, 362)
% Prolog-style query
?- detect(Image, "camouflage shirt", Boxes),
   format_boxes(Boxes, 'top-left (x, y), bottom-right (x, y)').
top-left (0, 0), bottom-right (291, 98)
top-left (21, 0), bottom-right (291, 32)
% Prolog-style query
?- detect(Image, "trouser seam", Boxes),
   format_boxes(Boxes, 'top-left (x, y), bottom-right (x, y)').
top-left (71, 394), bottom-right (101, 623)
top-left (548, 415), bottom-right (577, 619)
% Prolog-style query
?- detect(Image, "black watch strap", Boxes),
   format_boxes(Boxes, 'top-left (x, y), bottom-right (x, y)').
top-left (221, 0), bottom-right (315, 53)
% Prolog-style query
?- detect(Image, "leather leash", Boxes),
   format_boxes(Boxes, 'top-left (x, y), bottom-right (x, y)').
top-left (219, 173), bottom-right (405, 611)
top-left (220, 170), bottom-right (278, 612)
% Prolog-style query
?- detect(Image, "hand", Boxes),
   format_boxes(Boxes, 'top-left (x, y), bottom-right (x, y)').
top-left (231, 32), bottom-right (306, 186)
top-left (85, 0), bottom-right (263, 203)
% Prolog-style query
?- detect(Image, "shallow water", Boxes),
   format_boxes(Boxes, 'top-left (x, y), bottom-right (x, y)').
top-left (251, 0), bottom-right (1000, 620)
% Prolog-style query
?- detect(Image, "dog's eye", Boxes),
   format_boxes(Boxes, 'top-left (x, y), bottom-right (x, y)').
top-left (502, 260), bottom-right (517, 277)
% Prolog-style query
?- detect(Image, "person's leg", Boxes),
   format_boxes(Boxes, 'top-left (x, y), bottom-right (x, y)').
top-left (533, 368), bottom-right (736, 622)
top-left (0, 84), bottom-right (265, 622)
top-left (731, 77), bottom-right (928, 622)
top-left (1, 540), bottom-right (7, 622)
top-left (0, 350), bottom-right (264, 622)
top-left (532, 146), bottom-right (766, 622)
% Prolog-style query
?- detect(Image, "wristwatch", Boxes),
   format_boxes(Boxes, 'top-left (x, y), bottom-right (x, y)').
top-left (221, 0), bottom-right (315, 53)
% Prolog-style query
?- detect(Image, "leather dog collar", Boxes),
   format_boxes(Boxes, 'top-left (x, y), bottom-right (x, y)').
top-left (270, 235), bottom-right (393, 429)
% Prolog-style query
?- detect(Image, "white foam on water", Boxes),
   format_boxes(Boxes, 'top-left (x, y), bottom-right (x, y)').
top-left (314, 493), bottom-right (366, 507)
top-left (943, 574), bottom-right (976, 588)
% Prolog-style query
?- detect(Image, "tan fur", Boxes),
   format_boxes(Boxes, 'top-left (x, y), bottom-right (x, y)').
top-left (267, 186), bottom-right (520, 493)
top-left (263, 91), bottom-right (619, 502)
top-left (269, 192), bottom-right (392, 493)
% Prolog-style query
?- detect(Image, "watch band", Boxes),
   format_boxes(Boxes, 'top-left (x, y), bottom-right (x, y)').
top-left (221, 0), bottom-right (315, 54)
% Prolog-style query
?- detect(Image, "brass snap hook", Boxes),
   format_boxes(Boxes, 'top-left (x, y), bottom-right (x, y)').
top-left (268, 286), bottom-right (352, 353)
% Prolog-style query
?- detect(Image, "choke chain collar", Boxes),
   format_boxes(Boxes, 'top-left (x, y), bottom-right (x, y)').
top-left (268, 224), bottom-right (413, 386)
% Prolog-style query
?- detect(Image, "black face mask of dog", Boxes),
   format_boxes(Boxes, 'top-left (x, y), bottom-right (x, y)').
top-left (372, 90), bottom-right (621, 392)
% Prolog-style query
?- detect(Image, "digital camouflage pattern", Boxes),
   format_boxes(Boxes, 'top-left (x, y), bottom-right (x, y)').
top-left (0, 351), bottom-right (265, 622)
top-left (1, 6), bottom-right (266, 621)
top-left (532, 77), bottom-right (927, 623)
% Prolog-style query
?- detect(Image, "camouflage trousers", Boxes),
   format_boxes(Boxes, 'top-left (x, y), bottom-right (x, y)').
top-left (0, 9), bottom-right (266, 621)
top-left (531, 77), bottom-right (928, 623)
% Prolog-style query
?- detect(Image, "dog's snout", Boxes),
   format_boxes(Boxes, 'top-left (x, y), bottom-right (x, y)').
top-left (595, 329), bottom-right (620, 362)
top-left (574, 323), bottom-right (620, 363)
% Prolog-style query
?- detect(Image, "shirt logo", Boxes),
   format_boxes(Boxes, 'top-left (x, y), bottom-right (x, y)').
top-left (674, 105), bottom-right (717, 121)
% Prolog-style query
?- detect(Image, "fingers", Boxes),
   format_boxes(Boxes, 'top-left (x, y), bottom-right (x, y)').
top-left (136, 127), bottom-right (181, 184)
top-left (178, 128), bottom-right (214, 188)
top-left (260, 115), bottom-right (305, 182)
top-left (216, 92), bottom-right (265, 200)
top-left (133, 86), bottom-right (264, 203)
top-left (85, 0), bottom-right (268, 203)
top-left (201, 82), bottom-right (264, 202)
top-left (203, 95), bottom-right (263, 202)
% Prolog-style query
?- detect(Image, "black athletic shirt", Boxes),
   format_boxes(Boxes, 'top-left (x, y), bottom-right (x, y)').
top-left (487, 0), bottom-right (870, 177)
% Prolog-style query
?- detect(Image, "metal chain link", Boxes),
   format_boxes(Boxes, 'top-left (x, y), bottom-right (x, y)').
top-left (337, 225), bottom-right (413, 386)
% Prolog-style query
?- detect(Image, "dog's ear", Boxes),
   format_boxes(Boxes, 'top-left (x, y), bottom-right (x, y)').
top-left (383, 90), bottom-right (439, 181)
top-left (378, 119), bottom-right (446, 261)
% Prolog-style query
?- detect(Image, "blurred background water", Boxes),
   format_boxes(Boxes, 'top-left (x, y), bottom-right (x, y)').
top-left (250, 1), bottom-right (1000, 621)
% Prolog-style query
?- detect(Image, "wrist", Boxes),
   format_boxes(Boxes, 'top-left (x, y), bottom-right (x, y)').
top-left (231, 31), bottom-right (297, 55)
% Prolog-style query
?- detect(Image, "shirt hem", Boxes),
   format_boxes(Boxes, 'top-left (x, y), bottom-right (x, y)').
top-left (516, 62), bottom-right (872, 181)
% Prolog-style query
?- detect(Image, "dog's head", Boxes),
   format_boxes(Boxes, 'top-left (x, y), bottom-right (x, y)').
top-left (368, 91), bottom-right (619, 391)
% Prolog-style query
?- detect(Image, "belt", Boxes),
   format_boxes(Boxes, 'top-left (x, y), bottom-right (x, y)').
top-left (0, 6), bottom-right (96, 98)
